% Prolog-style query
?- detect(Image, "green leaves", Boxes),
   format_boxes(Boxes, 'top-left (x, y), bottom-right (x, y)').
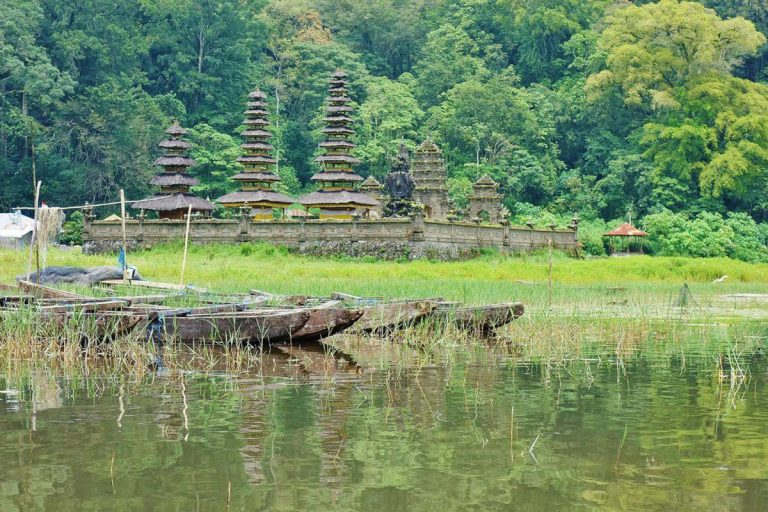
top-left (355, 77), bottom-right (423, 177)
top-left (643, 210), bottom-right (768, 261)
top-left (2, 0), bottom-right (768, 240)
top-left (587, 0), bottom-right (766, 110)
top-left (187, 124), bottom-right (241, 200)
top-left (413, 24), bottom-right (489, 105)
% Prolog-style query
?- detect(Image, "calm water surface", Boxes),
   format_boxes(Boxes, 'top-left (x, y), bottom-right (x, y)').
top-left (1, 354), bottom-right (767, 511)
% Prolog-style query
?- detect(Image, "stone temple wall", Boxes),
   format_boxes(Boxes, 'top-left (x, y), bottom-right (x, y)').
top-left (83, 215), bottom-right (579, 260)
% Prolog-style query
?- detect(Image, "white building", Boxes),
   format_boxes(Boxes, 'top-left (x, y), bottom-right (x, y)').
top-left (0, 212), bottom-right (35, 250)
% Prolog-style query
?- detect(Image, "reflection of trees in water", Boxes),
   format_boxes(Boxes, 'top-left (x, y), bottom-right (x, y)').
top-left (2, 359), bottom-right (768, 510)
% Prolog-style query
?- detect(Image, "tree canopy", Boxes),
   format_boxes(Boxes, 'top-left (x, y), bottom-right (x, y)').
top-left (2, 0), bottom-right (768, 249)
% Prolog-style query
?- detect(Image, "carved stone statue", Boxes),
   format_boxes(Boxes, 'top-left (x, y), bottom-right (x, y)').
top-left (383, 144), bottom-right (418, 217)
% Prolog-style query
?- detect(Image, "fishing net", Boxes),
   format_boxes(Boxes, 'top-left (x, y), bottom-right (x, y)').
top-left (35, 207), bottom-right (64, 269)
top-left (675, 283), bottom-right (697, 308)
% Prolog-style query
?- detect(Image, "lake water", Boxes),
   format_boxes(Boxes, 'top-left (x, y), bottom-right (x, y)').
top-left (1, 351), bottom-right (767, 511)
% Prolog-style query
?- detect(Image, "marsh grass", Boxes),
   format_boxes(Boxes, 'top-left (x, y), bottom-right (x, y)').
top-left (1, 244), bottom-right (767, 378)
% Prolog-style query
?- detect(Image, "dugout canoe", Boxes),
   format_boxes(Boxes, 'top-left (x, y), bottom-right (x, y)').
top-left (29, 310), bottom-right (147, 341)
top-left (161, 309), bottom-right (310, 344)
top-left (353, 300), bottom-right (438, 334)
top-left (186, 305), bottom-right (363, 344)
top-left (290, 307), bottom-right (363, 343)
top-left (433, 302), bottom-right (525, 334)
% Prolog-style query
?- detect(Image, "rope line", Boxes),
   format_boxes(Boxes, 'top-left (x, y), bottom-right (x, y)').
top-left (11, 195), bottom-right (176, 212)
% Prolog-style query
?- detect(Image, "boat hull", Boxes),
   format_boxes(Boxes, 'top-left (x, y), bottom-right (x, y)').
top-left (434, 303), bottom-right (525, 333)
top-left (164, 310), bottom-right (310, 344)
top-left (290, 308), bottom-right (363, 343)
top-left (354, 301), bottom-right (437, 334)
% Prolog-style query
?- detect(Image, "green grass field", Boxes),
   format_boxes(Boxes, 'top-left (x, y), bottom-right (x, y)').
top-left (2, 243), bottom-right (768, 367)
top-left (2, 242), bottom-right (767, 303)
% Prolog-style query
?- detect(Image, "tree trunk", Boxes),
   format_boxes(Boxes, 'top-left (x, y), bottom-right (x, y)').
top-left (195, 26), bottom-right (206, 109)
top-left (22, 89), bottom-right (28, 157)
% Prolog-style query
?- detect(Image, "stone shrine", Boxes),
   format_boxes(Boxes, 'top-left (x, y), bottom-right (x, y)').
top-left (359, 176), bottom-right (384, 217)
top-left (469, 174), bottom-right (503, 223)
top-left (411, 140), bottom-right (451, 220)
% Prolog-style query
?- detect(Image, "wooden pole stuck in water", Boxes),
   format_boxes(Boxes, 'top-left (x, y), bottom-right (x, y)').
top-left (119, 189), bottom-right (129, 282)
top-left (179, 204), bottom-right (193, 287)
top-left (25, 180), bottom-right (42, 283)
top-left (547, 234), bottom-right (553, 307)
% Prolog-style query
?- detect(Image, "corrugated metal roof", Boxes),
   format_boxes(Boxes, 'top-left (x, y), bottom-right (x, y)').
top-left (0, 213), bottom-right (35, 239)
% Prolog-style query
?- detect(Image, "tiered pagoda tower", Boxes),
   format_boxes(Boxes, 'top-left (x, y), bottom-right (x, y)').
top-left (469, 174), bottom-right (503, 223)
top-left (132, 122), bottom-right (214, 220)
top-left (411, 140), bottom-right (451, 219)
top-left (217, 90), bottom-right (294, 220)
top-left (299, 70), bottom-right (378, 219)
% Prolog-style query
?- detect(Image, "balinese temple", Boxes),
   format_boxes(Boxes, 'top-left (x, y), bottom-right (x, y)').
top-left (469, 174), bottom-right (503, 223)
top-left (359, 176), bottom-right (384, 217)
top-left (216, 89), bottom-right (293, 220)
top-left (299, 70), bottom-right (378, 219)
top-left (132, 122), bottom-right (214, 220)
top-left (411, 140), bottom-right (451, 219)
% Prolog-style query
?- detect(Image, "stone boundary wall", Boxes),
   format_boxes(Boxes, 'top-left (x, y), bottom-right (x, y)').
top-left (83, 216), bottom-right (578, 260)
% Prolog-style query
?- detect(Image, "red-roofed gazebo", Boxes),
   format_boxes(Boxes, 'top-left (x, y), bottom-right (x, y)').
top-left (604, 223), bottom-right (648, 255)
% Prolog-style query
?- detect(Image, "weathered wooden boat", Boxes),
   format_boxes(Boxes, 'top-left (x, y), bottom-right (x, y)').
top-left (185, 304), bottom-right (363, 344)
top-left (352, 300), bottom-right (438, 334)
top-left (160, 309), bottom-right (311, 344)
top-left (3, 308), bottom-right (147, 342)
top-left (290, 307), bottom-right (363, 343)
top-left (432, 302), bottom-right (525, 334)
top-left (312, 293), bottom-right (525, 335)
top-left (3, 271), bottom-right (527, 345)
top-left (18, 280), bottom-right (87, 299)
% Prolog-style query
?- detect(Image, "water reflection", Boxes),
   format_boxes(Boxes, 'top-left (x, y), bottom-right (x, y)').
top-left (1, 354), bottom-right (767, 511)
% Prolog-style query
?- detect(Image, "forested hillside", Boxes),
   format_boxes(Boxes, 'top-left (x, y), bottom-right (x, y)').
top-left (2, 1), bottom-right (768, 242)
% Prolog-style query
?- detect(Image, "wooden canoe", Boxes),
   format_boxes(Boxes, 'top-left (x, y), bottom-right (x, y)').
top-left (34, 310), bottom-right (146, 341)
top-left (185, 304), bottom-right (363, 343)
top-left (162, 310), bottom-right (310, 344)
top-left (353, 301), bottom-right (438, 334)
top-left (290, 307), bottom-right (363, 343)
top-left (433, 302), bottom-right (524, 333)
top-left (39, 300), bottom-right (130, 314)
top-left (18, 280), bottom-right (88, 300)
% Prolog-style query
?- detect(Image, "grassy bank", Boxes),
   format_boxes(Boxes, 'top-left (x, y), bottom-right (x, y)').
top-left (2, 243), bottom-right (767, 372)
top-left (2, 242), bottom-right (767, 302)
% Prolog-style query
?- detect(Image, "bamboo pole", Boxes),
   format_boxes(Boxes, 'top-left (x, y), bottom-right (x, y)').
top-left (179, 205), bottom-right (193, 287)
top-left (547, 235), bottom-right (553, 308)
top-left (25, 181), bottom-right (42, 282)
top-left (120, 189), bottom-right (129, 281)
top-left (119, 189), bottom-right (127, 252)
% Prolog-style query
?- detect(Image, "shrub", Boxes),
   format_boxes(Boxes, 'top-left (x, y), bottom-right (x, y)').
top-left (576, 219), bottom-right (608, 256)
top-left (59, 211), bottom-right (84, 246)
top-left (642, 210), bottom-right (768, 262)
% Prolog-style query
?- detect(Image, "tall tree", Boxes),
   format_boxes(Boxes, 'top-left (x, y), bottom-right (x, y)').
top-left (413, 24), bottom-right (489, 106)
top-left (140, 0), bottom-right (269, 128)
top-left (0, 0), bottom-right (73, 208)
top-left (586, 0), bottom-right (765, 109)
top-left (355, 76), bottom-right (423, 177)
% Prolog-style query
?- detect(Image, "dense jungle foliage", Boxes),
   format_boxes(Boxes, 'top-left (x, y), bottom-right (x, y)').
top-left (2, 0), bottom-right (768, 258)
